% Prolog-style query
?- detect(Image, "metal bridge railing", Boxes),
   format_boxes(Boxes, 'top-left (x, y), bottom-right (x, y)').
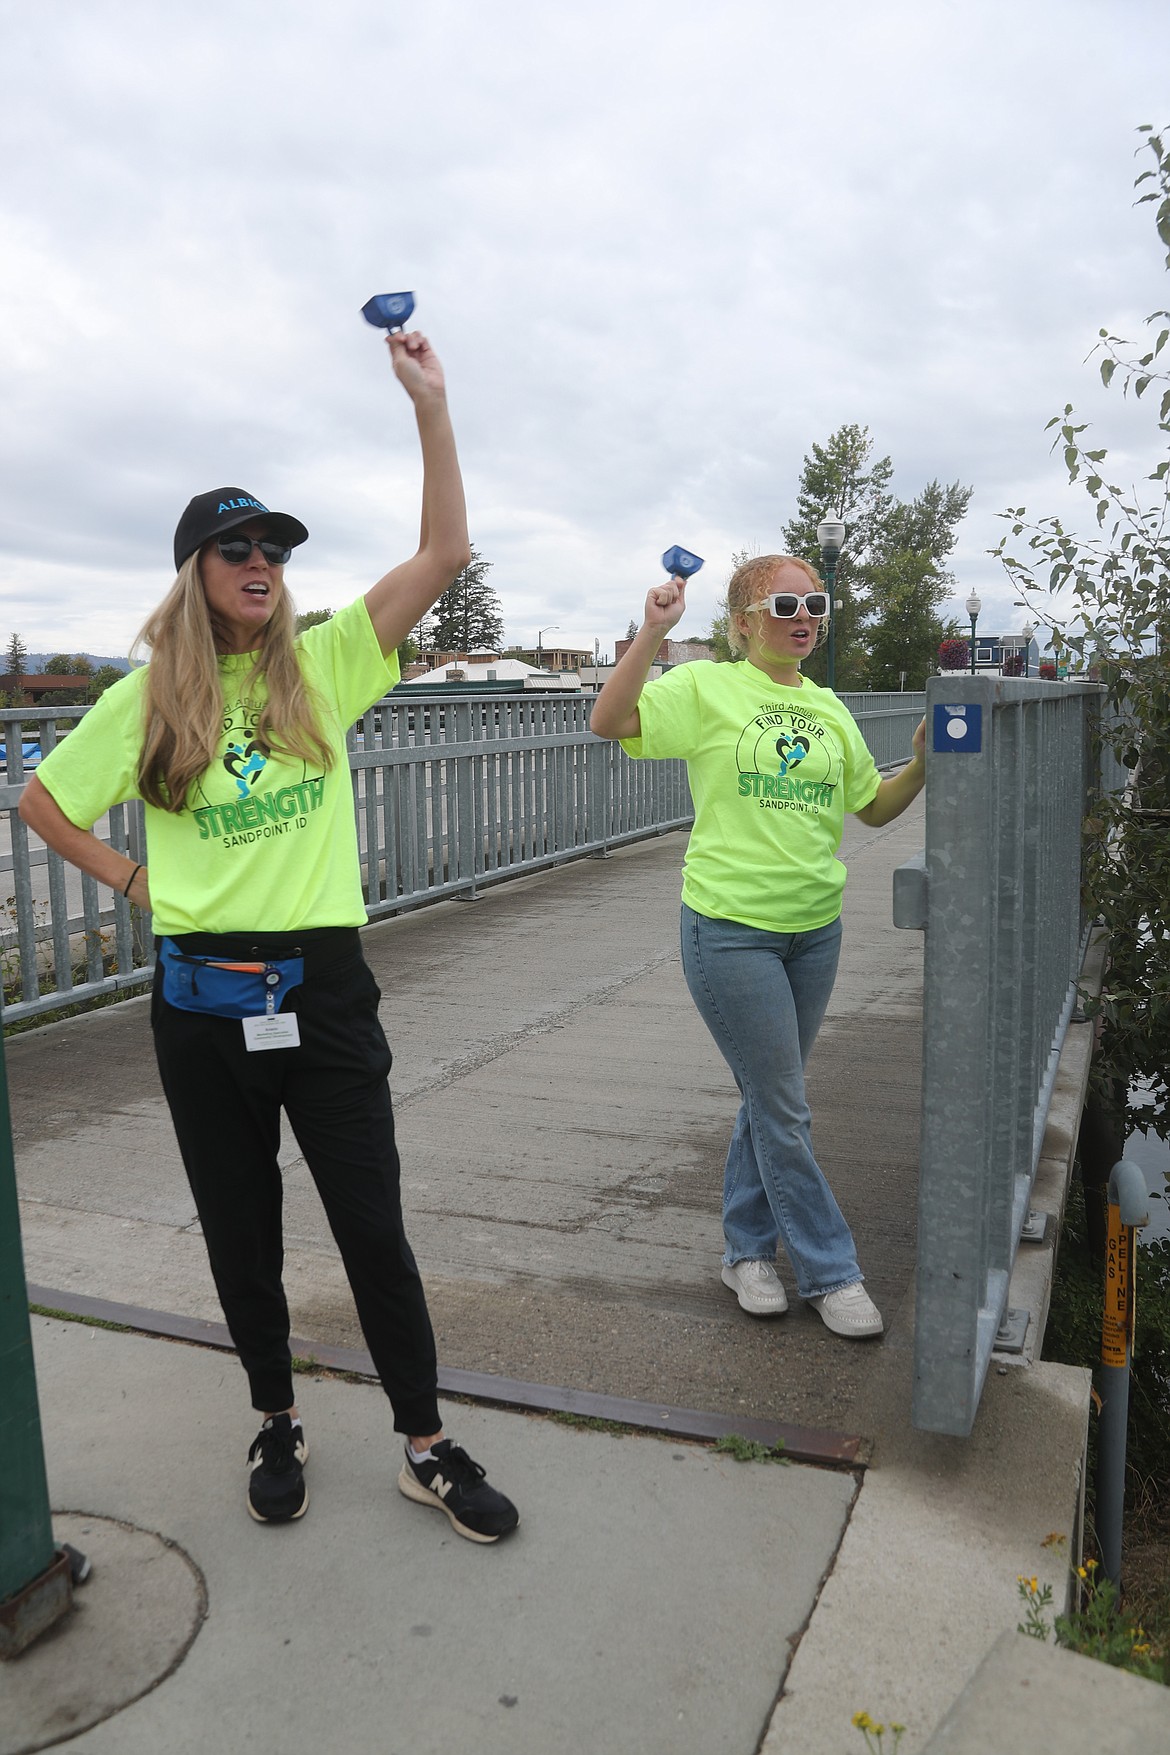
top-left (839, 690), bottom-right (928, 770)
top-left (893, 674), bottom-right (1121, 1437)
top-left (346, 692), bottom-right (692, 917)
top-left (2, 687), bottom-right (923, 1027)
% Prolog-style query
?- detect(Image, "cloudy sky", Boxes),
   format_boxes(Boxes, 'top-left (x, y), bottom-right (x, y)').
top-left (2, 0), bottom-right (1168, 664)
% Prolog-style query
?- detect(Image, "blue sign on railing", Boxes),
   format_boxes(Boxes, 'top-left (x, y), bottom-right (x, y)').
top-left (932, 702), bottom-right (983, 753)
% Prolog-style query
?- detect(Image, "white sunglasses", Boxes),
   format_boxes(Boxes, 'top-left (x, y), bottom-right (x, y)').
top-left (746, 591), bottom-right (831, 619)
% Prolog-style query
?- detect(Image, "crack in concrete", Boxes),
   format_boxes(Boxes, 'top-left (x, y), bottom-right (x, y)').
top-left (389, 947), bottom-right (683, 1111)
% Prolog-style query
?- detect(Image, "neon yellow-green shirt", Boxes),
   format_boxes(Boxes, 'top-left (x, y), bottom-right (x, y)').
top-left (36, 599), bottom-right (398, 936)
top-left (619, 659), bottom-right (881, 932)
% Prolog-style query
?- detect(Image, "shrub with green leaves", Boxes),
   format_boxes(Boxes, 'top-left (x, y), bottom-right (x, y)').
top-left (995, 122), bottom-right (1170, 1147)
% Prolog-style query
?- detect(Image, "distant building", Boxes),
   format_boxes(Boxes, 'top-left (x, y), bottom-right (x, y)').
top-left (0, 672), bottom-right (97, 700)
top-left (954, 635), bottom-right (1045, 673)
top-left (613, 636), bottom-right (715, 667)
top-left (504, 641), bottom-right (594, 672)
top-left (398, 650), bottom-right (580, 691)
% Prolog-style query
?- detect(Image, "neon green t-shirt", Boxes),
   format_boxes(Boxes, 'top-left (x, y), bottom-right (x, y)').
top-left (37, 599), bottom-right (399, 936)
top-left (619, 660), bottom-right (881, 932)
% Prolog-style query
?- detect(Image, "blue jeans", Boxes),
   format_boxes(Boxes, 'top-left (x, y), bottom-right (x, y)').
top-left (680, 905), bottom-right (861, 1299)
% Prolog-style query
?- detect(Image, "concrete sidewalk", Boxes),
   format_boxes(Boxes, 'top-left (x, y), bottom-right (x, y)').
top-left (6, 798), bottom-right (1141, 1752)
top-left (7, 1315), bottom-right (856, 1755)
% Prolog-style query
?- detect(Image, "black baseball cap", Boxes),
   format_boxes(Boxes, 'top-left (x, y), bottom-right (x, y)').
top-left (173, 488), bottom-right (309, 572)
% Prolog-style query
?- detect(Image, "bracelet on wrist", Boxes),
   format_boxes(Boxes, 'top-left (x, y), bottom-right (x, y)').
top-left (122, 863), bottom-right (142, 897)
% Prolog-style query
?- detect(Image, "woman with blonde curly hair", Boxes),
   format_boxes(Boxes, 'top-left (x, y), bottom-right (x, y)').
top-left (20, 330), bottom-right (519, 1542)
top-left (591, 552), bottom-right (925, 1339)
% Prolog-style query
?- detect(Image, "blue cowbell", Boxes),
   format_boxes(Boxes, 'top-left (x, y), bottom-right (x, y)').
top-left (661, 545), bottom-right (704, 579)
top-left (361, 292), bottom-right (416, 331)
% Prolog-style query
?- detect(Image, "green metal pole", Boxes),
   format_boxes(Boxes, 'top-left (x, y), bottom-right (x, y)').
top-left (824, 554), bottom-right (838, 691)
top-left (0, 1023), bottom-right (57, 1605)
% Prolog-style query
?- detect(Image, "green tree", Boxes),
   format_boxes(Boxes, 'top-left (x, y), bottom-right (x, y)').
top-left (866, 480), bottom-right (971, 685)
top-left (410, 611), bottom-right (435, 654)
top-left (994, 122), bottom-right (1170, 1143)
top-left (3, 632), bottom-right (29, 677)
top-left (881, 478), bottom-right (973, 563)
top-left (295, 608), bottom-right (333, 633)
top-left (783, 428), bottom-right (971, 688)
top-left (430, 547), bottom-right (503, 652)
top-left (91, 664), bottom-right (124, 697)
top-left (783, 424), bottom-right (895, 687)
top-left (38, 654), bottom-right (94, 706)
top-left (866, 552), bottom-right (960, 690)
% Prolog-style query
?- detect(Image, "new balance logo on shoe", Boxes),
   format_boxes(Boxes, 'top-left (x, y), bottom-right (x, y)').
top-left (397, 1438), bottom-right (519, 1544)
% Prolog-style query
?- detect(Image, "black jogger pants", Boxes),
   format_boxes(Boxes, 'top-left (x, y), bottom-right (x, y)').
top-left (151, 927), bottom-right (440, 1433)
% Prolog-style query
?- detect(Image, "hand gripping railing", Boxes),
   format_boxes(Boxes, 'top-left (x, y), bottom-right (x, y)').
top-left (893, 675), bottom-right (1112, 1436)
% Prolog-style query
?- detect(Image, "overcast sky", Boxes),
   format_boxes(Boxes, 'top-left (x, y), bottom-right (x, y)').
top-left (2, 0), bottom-right (1168, 664)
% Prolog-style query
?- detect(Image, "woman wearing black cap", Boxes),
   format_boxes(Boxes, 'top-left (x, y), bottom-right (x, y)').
top-left (20, 329), bottom-right (519, 1542)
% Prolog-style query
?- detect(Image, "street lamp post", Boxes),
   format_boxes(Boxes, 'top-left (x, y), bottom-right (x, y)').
top-left (817, 519), bottom-right (846, 691)
top-left (537, 625), bottom-right (559, 670)
top-left (966, 592), bottom-right (982, 675)
top-left (1021, 620), bottom-right (1035, 678)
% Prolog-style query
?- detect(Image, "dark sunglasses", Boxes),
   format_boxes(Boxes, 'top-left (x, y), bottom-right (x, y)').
top-left (215, 536), bottom-right (291, 566)
top-left (749, 591), bottom-right (830, 619)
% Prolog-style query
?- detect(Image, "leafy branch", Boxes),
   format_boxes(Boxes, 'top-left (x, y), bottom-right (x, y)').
top-left (992, 124), bottom-right (1170, 1143)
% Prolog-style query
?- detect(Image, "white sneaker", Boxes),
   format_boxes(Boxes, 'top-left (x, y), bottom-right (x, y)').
top-left (721, 1259), bottom-right (789, 1316)
top-left (808, 1281), bottom-right (883, 1338)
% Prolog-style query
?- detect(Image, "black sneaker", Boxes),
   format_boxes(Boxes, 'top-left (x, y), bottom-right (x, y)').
top-left (397, 1439), bottom-right (519, 1543)
top-left (246, 1414), bottom-right (309, 1523)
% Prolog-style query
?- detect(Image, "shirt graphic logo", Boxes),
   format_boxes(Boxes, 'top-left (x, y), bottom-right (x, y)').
top-left (775, 734), bottom-right (809, 776)
top-left (224, 739), bottom-right (268, 798)
top-left (187, 694), bottom-right (323, 846)
top-left (734, 707), bottom-right (840, 813)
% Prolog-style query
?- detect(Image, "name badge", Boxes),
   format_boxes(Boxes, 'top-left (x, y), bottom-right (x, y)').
top-left (242, 1013), bottom-right (301, 1052)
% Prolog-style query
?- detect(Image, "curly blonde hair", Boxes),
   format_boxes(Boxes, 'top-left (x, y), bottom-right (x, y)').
top-left (724, 554), bottom-right (826, 656)
top-left (131, 553), bottom-right (334, 811)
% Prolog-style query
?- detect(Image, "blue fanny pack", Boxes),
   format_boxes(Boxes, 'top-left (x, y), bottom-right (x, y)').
top-left (159, 938), bottom-right (305, 1019)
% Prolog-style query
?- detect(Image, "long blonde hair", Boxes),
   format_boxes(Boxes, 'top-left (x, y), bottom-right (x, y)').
top-left (132, 553), bottom-right (334, 811)
top-left (724, 554), bottom-right (827, 656)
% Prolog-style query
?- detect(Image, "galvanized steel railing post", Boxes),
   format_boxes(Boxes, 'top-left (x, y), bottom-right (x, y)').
top-left (898, 675), bottom-right (1111, 1436)
top-left (916, 676), bottom-right (1001, 1434)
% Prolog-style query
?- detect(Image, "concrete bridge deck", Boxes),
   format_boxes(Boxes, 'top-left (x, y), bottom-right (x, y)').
top-left (10, 807), bottom-right (927, 1446)
top-left (7, 792), bottom-right (1129, 1755)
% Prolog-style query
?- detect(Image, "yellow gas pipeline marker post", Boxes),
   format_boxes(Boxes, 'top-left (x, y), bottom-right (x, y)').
top-left (1095, 1157), bottom-right (1149, 1587)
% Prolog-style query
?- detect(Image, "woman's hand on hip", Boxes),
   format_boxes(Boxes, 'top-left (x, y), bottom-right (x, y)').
top-left (125, 865), bottom-right (151, 909)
